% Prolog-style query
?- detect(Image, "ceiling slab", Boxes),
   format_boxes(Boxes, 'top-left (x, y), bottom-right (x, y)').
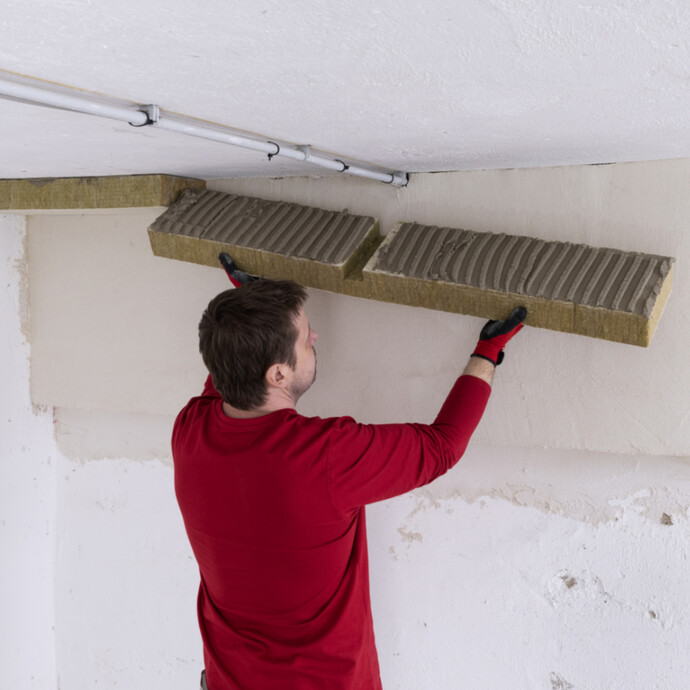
top-left (1, 1), bottom-right (690, 179)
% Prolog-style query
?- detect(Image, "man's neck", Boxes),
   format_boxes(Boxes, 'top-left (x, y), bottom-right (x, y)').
top-left (222, 395), bottom-right (296, 419)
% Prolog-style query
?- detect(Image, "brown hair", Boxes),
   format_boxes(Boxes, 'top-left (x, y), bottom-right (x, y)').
top-left (199, 279), bottom-right (308, 410)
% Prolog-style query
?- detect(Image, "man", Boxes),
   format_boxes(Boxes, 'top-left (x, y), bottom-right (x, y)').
top-left (173, 277), bottom-right (526, 690)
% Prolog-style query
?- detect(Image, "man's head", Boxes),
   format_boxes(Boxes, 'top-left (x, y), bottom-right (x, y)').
top-left (199, 279), bottom-right (316, 410)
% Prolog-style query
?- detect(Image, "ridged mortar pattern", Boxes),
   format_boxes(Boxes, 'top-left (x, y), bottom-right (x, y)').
top-left (149, 189), bottom-right (377, 266)
top-left (149, 192), bottom-right (674, 347)
top-left (363, 222), bottom-right (674, 346)
top-left (371, 223), bottom-right (672, 318)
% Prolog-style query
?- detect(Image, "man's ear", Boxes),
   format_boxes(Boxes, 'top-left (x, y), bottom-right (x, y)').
top-left (265, 362), bottom-right (290, 390)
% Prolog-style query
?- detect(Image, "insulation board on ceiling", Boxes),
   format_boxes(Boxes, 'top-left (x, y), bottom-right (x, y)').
top-left (148, 189), bottom-right (382, 292)
top-left (0, 174), bottom-right (206, 210)
top-left (148, 190), bottom-right (674, 347)
top-left (362, 222), bottom-right (673, 347)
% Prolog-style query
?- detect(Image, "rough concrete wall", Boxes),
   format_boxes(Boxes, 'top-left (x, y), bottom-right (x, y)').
top-left (54, 456), bottom-right (202, 688)
top-left (368, 449), bottom-right (690, 689)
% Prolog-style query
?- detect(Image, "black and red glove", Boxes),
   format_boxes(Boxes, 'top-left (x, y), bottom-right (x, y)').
top-left (471, 306), bottom-right (527, 366)
top-left (219, 252), bottom-right (259, 287)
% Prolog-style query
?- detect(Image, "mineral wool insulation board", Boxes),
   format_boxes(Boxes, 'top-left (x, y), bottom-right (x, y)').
top-left (363, 222), bottom-right (673, 347)
top-left (0, 174), bottom-right (206, 210)
top-left (148, 189), bottom-right (382, 293)
top-left (148, 190), bottom-right (674, 347)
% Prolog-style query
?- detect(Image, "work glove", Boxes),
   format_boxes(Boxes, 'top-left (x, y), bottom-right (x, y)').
top-left (471, 306), bottom-right (527, 366)
top-left (219, 252), bottom-right (259, 287)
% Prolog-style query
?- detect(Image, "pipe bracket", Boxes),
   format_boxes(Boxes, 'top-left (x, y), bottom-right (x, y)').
top-left (130, 104), bottom-right (160, 127)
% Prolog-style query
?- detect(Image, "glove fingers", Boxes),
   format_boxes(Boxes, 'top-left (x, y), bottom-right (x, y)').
top-left (480, 306), bottom-right (527, 340)
top-left (473, 306), bottom-right (527, 365)
top-left (505, 306), bottom-right (527, 330)
top-left (479, 320), bottom-right (503, 340)
top-left (219, 252), bottom-right (259, 287)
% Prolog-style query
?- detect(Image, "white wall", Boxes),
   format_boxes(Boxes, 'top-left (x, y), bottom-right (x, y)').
top-left (2, 214), bottom-right (203, 690)
top-left (1, 215), bottom-right (57, 689)
top-left (3, 161), bottom-right (690, 689)
top-left (54, 456), bottom-right (202, 688)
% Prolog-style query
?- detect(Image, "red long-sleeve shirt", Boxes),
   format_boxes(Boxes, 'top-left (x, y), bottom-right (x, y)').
top-left (173, 374), bottom-right (490, 689)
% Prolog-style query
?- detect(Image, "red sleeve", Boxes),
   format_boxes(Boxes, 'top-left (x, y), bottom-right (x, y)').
top-left (326, 375), bottom-right (491, 515)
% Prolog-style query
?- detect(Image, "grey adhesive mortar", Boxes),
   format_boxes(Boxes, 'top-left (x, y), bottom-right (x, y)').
top-left (149, 185), bottom-right (382, 289)
top-left (148, 192), bottom-right (674, 346)
top-left (371, 223), bottom-right (671, 318)
top-left (363, 222), bottom-right (674, 346)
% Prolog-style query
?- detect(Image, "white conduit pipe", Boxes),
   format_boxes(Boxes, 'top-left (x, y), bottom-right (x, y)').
top-left (0, 73), bottom-right (408, 187)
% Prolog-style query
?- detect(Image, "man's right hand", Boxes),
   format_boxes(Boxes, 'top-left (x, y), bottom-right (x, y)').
top-left (471, 306), bottom-right (527, 366)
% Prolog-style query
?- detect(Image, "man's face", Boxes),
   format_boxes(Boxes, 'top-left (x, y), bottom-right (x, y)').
top-left (289, 307), bottom-right (318, 401)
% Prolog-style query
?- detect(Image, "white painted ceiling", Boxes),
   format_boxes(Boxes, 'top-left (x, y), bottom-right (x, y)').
top-left (1, 1), bottom-right (690, 181)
